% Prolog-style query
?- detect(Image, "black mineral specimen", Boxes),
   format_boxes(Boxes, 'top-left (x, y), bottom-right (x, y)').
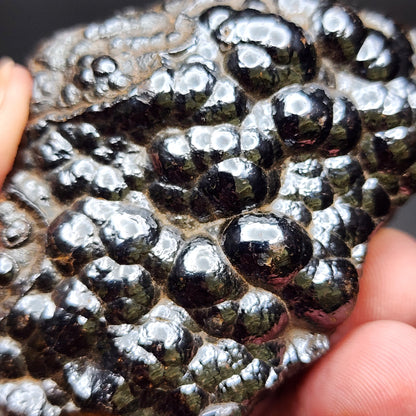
top-left (1, 0), bottom-right (416, 415)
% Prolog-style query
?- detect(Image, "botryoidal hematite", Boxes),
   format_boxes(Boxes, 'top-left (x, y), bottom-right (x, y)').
top-left (1, 0), bottom-right (416, 415)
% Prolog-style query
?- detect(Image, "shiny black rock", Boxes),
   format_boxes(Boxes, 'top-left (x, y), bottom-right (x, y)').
top-left (168, 237), bottom-right (243, 308)
top-left (194, 158), bottom-right (269, 217)
top-left (284, 258), bottom-right (359, 330)
top-left (314, 5), bottom-right (366, 62)
top-left (222, 213), bottom-right (313, 287)
top-left (1, 0), bottom-right (416, 415)
top-left (272, 85), bottom-right (333, 150)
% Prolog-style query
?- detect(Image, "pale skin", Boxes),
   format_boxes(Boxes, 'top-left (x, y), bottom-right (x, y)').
top-left (0, 58), bottom-right (32, 188)
top-left (1, 61), bottom-right (416, 416)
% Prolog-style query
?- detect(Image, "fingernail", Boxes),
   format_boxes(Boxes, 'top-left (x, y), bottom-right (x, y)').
top-left (0, 57), bottom-right (15, 107)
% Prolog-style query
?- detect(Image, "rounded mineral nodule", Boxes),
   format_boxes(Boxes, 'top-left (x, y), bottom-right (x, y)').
top-left (272, 85), bottom-right (333, 150)
top-left (222, 213), bottom-right (313, 287)
top-left (168, 237), bottom-right (243, 308)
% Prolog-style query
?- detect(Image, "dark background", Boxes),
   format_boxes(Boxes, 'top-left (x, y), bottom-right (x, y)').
top-left (0, 0), bottom-right (415, 235)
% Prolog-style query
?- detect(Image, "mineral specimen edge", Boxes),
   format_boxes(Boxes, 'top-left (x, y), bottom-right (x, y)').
top-left (1, 0), bottom-right (416, 415)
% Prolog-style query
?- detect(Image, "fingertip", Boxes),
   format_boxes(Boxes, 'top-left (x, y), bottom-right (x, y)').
top-left (303, 321), bottom-right (416, 416)
top-left (333, 227), bottom-right (416, 340)
top-left (369, 226), bottom-right (416, 251)
top-left (0, 63), bottom-right (32, 188)
top-left (254, 321), bottom-right (416, 416)
top-left (359, 227), bottom-right (416, 320)
top-left (11, 64), bottom-right (33, 93)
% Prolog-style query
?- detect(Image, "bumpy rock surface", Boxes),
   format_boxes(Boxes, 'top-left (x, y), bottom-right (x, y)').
top-left (2, 0), bottom-right (416, 414)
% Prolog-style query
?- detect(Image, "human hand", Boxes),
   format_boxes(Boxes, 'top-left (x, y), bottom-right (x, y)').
top-left (252, 227), bottom-right (416, 416)
top-left (0, 57), bottom-right (32, 188)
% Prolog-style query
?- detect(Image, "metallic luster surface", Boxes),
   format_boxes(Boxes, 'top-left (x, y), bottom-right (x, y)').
top-left (1, 0), bottom-right (416, 414)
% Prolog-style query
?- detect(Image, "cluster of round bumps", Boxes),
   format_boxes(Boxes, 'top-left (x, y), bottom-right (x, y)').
top-left (2, 1), bottom-right (416, 415)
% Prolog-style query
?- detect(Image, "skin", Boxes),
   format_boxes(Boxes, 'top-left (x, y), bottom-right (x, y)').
top-left (0, 58), bottom-right (32, 188)
top-left (1, 61), bottom-right (416, 416)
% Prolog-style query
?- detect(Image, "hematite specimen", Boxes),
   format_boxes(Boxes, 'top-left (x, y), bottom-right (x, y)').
top-left (1, 0), bottom-right (416, 415)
